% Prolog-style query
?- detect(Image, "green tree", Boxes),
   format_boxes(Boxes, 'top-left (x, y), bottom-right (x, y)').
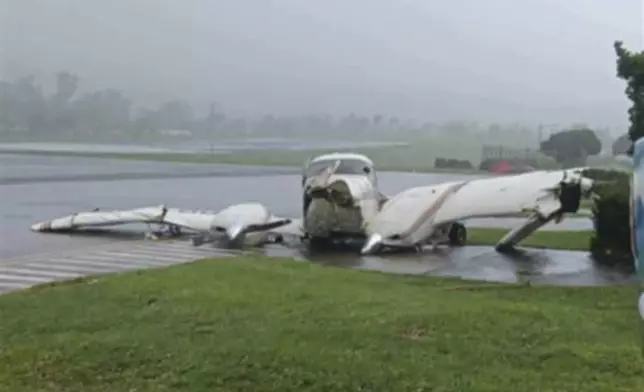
top-left (612, 133), bottom-right (631, 155)
top-left (539, 127), bottom-right (601, 168)
top-left (614, 41), bottom-right (644, 154)
top-left (52, 71), bottom-right (79, 103)
top-left (584, 168), bottom-right (632, 268)
top-left (48, 71), bottom-right (80, 133)
top-left (73, 89), bottom-right (131, 133)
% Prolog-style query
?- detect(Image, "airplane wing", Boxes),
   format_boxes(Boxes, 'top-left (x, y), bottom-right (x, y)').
top-left (30, 205), bottom-right (169, 232)
top-left (363, 168), bottom-right (592, 251)
top-left (432, 169), bottom-right (590, 224)
top-left (162, 208), bottom-right (219, 232)
top-left (31, 203), bottom-right (296, 239)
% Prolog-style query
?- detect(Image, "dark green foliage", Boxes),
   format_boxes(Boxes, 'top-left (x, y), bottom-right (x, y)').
top-left (583, 168), bottom-right (633, 269)
top-left (434, 157), bottom-right (473, 170)
top-left (614, 41), bottom-right (644, 152)
top-left (612, 133), bottom-right (631, 156)
top-left (540, 128), bottom-right (601, 168)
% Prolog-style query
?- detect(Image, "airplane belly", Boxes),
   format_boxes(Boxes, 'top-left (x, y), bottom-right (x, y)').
top-left (305, 199), bottom-right (364, 237)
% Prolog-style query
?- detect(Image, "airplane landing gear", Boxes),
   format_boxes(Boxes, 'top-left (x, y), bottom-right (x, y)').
top-left (144, 223), bottom-right (160, 240)
top-left (167, 224), bottom-right (181, 237)
top-left (448, 222), bottom-right (467, 246)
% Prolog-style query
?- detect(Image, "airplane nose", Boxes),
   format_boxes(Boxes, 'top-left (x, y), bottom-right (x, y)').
top-left (361, 233), bottom-right (383, 255)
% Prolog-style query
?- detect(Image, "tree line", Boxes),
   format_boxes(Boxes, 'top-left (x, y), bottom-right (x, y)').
top-left (0, 70), bottom-right (624, 146)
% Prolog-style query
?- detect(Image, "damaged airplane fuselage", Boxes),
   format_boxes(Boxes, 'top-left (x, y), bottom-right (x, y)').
top-left (297, 153), bottom-right (593, 255)
top-left (299, 153), bottom-right (471, 251)
top-left (300, 153), bottom-right (381, 244)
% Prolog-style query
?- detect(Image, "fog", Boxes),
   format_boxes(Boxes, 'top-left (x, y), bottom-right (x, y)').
top-left (1, 0), bottom-right (642, 126)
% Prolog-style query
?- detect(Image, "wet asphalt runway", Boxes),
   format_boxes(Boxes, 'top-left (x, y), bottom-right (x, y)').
top-left (0, 153), bottom-right (625, 288)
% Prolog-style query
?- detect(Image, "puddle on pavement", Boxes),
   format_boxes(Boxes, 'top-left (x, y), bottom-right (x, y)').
top-left (235, 236), bottom-right (633, 287)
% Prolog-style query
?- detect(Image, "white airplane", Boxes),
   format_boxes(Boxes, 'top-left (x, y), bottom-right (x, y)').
top-left (30, 152), bottom-right (594, 255)
top-left (293, 153), bottom-right (593, 254)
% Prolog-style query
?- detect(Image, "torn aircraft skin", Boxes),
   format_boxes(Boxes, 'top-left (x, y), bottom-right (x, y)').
top-left (30, 153), bottom-right (594, 254)
top-left (299, 153), bottom-right (383, 246)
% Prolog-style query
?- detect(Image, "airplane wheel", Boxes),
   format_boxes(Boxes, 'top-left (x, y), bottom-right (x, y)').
top-left (448, 223), bottom-right (467, 246)
top-left (168, 224), bottom-right (181, 237)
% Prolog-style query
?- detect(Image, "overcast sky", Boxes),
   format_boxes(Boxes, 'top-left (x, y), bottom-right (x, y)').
top-left (1, 0), bottom-right (642, 128)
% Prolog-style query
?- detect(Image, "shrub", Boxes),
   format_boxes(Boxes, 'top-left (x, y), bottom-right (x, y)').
top-left (584, 168), bottom-right (633, 269)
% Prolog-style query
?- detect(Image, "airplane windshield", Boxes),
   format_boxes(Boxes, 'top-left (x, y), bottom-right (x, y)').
top-left (305, 159), bottom-right (372, 177)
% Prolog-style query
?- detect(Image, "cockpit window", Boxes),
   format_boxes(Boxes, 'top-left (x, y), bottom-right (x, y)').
top-left (305, 159), bottom-right (372, 177)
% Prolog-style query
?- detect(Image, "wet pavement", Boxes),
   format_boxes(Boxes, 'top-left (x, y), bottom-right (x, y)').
top-left (0, 154), bottom-right (299, 185)
top-left (0, 153), bottom-right (619, 287)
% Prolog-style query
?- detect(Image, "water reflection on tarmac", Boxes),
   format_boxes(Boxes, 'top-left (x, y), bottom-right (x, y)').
top-left (0, 154), bottom-right (630, 286)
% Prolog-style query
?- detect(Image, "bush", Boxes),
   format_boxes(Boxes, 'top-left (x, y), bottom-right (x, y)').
top-left (434, 157), bottom-right (473, 170)
top-left (583, 168), bottom-right (633, 269)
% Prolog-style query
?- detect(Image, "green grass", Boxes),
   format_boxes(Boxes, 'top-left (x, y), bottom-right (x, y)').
top-left (1, 140), bottom-right (629, 176)
top-left (468, 228), bottom-right (592, 251)
top-left (0, 255), bottom-right (641, 392)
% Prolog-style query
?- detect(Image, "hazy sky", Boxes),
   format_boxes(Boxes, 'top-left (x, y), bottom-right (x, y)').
top-left (1, 0), bottom-right (642, 127)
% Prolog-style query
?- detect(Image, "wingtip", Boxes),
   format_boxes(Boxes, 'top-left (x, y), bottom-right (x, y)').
top-left (30, 222), bottom-right (47, 232)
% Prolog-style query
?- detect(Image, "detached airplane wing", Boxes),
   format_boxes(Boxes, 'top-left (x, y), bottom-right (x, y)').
top-left (30, 205), bottom-right (169, 232)
top-left (31, 203), bottom-right (295, 243)
top-left (363, 168), bottom-right (593, 252)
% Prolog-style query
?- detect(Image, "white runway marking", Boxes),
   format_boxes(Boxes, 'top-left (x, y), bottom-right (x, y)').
top-left (0, 240), bottom-right (238, 294)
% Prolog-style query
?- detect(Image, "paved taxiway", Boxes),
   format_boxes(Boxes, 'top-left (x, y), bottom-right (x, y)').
top-left (1, 153), bottom-right (624, 291)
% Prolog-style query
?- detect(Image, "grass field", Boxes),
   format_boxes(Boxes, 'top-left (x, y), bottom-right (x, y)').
top-left (0, 146), bottom-right (483, 173)
top-left (0, 255), bottom-right (641, 392)
top-left (1, 139), bottom-right (630, 174)
top-left (468, 228), bottom-right (592, 251)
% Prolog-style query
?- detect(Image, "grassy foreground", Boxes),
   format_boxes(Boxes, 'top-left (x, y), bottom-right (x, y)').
top-left (0, 256), bottom-right (642, 392)
top-left (468, 228), bottom-right (592, 251)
